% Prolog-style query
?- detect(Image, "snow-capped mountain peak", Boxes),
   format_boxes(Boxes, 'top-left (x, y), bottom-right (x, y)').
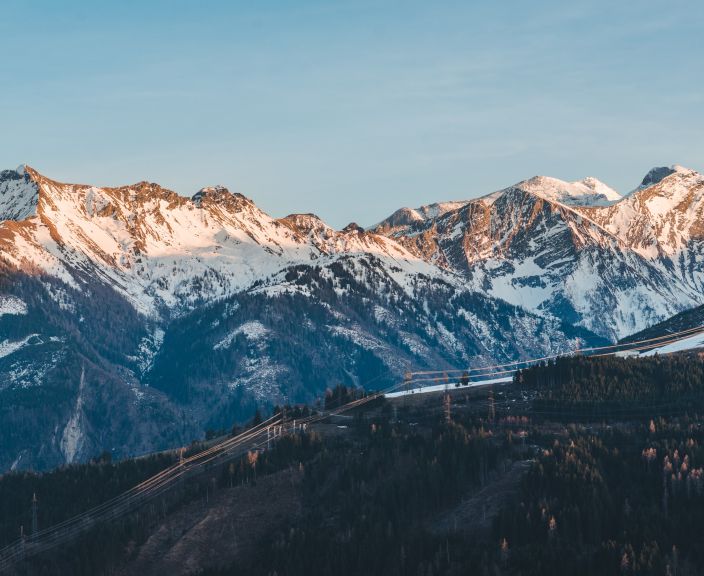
top-left (0, 165), bottom-right (449, 317)
top-left (372, 164), bottom-right (704, 340)
top-left (191, 185), bottom-right (253, 210)
top-left (639, 166), bottom-right (676, 189)
top-left (512, 175), bottom-right (622, 206)
top-left (630, 164), bottom-right (698, 195)
top-left (279, 213), bottom-right (333, 236)
top-left (585, 164), bottom-right (704, 262)
top-left (372, 201), bottom-right (470, 233)
top-left (278, 212), bottom-right (336, 251)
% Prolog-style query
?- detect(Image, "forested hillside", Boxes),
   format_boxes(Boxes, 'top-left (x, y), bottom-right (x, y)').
top-left (6, 354), bottom-right (704, 575)
top-left (516, 354), bottom-right (704, 417)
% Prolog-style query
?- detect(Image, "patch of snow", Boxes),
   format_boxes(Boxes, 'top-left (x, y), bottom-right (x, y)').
top-left (386, 376), bottom-right (513, 397)
top-left (0, 334), bottom-right (39, 359)
top-left (214, 321), bottom-right (269, 350)
top-left (10, 452), bottom-right (24, 471)
top-left (0, 295), bottom-right (27, 316)
top-left (228, 356), bottom-right (287, 401)
top-left (641, 331), bottom-right (704, 356)
top-left (131, 386), bottom-right (146, 403)
top-left (398, 331), bottom-right (430, 357)
top-left (137, 327), bottom-right (165, 374)
top-left (328, 325), bottom-right (385, 352)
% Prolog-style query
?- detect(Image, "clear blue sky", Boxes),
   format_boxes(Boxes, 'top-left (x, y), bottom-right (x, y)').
top-left (1, 0), bottom-right (702, 227)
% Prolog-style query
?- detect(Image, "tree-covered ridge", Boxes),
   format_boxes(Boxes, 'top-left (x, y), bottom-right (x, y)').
top-left (0, 451), bottom-right (176, 551)
top-left (1, 386), bottom-right (527, 576)
top-left (10, 357), bottom-right (704, 575)
top-left (0, 428), bottom-right (324, 576)
top-left (495, 419), bottom-right (704, 575)
top-left (253, 419), bottom-right (503, 576)
top-left (516, 354), bottom-right (704, 411)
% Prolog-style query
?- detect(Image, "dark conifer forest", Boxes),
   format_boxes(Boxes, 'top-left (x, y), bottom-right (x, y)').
top-left (4, 355), bottom-right (704, 575)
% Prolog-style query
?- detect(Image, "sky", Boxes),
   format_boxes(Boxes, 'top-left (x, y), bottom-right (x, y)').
top-left (1, 0), bottom-right (703, 228)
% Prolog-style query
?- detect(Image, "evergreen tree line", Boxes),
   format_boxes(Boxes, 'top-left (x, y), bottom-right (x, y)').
top-left (204, 411), bottom-right (518, 576)
top-left (493, 417), bottom-right (704, 575)
top-left (516, 354), bottom-right (704, 417)
top-left (0, 430), bottom-right (325, 576)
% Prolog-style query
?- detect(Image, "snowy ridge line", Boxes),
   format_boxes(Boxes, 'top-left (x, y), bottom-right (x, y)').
top-left (1, 165), bottom-right (449, 317)
top-left (373, 165), bottom-right (704, 342)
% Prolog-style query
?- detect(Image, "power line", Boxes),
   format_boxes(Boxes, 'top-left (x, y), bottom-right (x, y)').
top-left (408, 325), bottom-right (704, 378)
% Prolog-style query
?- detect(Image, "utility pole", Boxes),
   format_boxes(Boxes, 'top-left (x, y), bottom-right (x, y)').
top-left (444, 393), bottom-right (452, 424)
top-left (488, 388), bottom-right (496, 423)
top-left (403, 371), bottom-right (411, 408)
top-left (573, 337), bottom-right (583, 357)
top-left (442, 369), bottom-right (452, 424)
top-left (31, 493), bottom-right (38, 538)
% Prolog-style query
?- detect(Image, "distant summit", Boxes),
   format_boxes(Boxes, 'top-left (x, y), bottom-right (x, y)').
top-left (640, 166), bottom-right (677, 188)
top-left (509, 175), bottom-right (622, 207)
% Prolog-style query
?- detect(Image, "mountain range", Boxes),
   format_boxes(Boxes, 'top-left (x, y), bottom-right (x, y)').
top-left (1, 163), bottom-right (702, 471)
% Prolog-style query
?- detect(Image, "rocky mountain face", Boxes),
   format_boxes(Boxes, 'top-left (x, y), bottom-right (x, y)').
top-left (0, 163), bottom-right (701, 471)
top-left (373, 165), bottom-right (704, 340)
top-left (0, 166), bottom-right (428, 314)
